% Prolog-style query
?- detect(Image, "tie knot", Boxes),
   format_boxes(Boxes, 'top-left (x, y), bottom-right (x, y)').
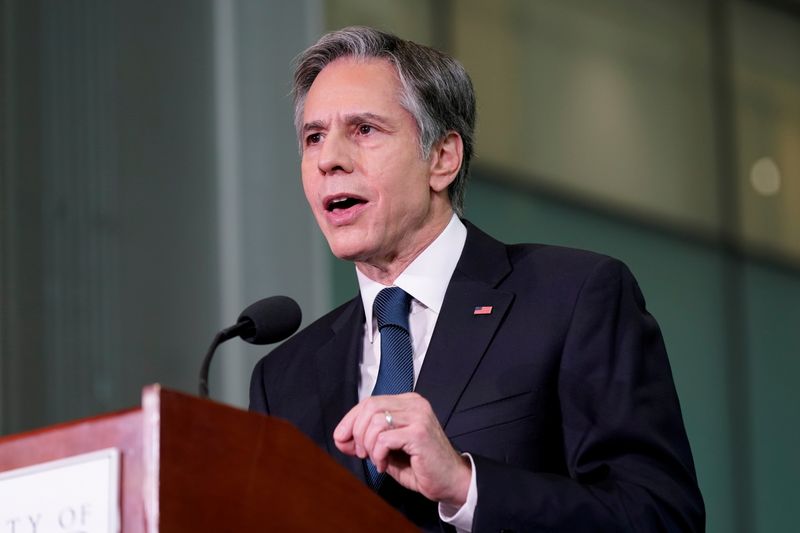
top-left (373, 287), bottom-right (411, 331)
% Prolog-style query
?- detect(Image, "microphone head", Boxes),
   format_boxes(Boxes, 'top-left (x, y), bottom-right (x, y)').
top-left (237, 295), bottom-right (302, 345)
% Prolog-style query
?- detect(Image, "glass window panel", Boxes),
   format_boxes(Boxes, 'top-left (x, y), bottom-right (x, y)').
top-left (325, 0), bottom-right (435, 45)
top-left (453, 0), bottom-right (720, 232)
top-left (733, 1), bottom-right (800, 263)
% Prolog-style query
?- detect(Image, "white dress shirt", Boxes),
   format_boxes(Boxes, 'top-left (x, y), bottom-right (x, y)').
top-left (355, 214), bottom-right (477, 532)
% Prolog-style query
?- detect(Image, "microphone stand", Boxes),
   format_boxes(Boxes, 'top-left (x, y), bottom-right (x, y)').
top-left (198, 321), bottom-right (253, 398)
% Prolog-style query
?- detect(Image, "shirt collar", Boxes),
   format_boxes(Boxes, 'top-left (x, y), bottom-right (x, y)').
top-left (357, 214), bottom-right (467, 342)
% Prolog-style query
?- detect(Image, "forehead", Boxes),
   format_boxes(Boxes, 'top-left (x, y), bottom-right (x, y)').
top-left (304, 57), bottom-right (405, 119)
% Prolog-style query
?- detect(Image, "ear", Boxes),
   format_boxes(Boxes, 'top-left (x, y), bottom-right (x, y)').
top-left (428, 131), bottom-right (463, 193)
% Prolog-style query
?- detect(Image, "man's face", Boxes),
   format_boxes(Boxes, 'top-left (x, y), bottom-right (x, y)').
top-left (300, 58), bottom-right (451, 271)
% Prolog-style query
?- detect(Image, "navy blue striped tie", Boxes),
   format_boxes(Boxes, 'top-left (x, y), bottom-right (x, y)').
top-left (365, 287), bottom-right (414, 488)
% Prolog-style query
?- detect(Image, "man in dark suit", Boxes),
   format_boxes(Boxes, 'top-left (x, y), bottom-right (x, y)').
top-left (250, 26), bottom-right (704, 532)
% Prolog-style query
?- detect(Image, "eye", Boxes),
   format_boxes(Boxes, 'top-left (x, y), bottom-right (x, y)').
top-left (305, 132), bottom-right (322, 145)
top-left (357, 124), bottom-right (373, 135)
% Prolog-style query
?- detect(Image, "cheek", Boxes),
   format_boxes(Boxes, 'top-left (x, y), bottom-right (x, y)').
top-left (300, 170), bottom-right (318, 206)
top-left (384, 163), bottom-right (431, 204)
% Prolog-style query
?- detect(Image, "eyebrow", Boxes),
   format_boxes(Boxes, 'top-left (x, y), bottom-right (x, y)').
top-left (302, 120), bottom-right (326, 133)
top-left (302, 112), bottom-right (393, 133)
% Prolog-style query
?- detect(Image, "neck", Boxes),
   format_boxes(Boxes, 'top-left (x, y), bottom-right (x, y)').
top-left (355, 210), bottom-right (453, 285)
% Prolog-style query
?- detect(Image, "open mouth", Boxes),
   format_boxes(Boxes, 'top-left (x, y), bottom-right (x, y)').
top-left (325, 196), bottom-right (367, 212)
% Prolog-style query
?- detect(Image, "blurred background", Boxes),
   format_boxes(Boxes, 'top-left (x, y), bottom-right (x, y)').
top-left (1, 0), bottom-right (798, 531)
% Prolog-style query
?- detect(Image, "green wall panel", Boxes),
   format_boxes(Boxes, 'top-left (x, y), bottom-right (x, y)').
top-left (744, 262), bottom-right (800, 533)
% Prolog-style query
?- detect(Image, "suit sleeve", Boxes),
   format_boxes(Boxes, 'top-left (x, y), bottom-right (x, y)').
top-left (249, 356), bottom-right (270, 414)
top-left (471, 258), bottom-right (705, 532)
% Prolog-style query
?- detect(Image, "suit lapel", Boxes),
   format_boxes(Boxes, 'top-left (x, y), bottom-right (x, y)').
top-left (314, 298), bottom-right (367, 481)
top-left (415, 277), bottom-right (514, 432)
top-left (415, 221), bottom-right (515, 432)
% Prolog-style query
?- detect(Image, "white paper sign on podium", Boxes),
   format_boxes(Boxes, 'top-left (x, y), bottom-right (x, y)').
top-left (0, 448), bottom-right (120, 533)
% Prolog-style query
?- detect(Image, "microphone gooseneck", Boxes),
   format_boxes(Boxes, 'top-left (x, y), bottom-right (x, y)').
top-left (199, 296), bottom-right (302, 398)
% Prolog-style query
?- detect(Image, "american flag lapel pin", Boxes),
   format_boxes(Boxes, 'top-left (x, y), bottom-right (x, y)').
top-left (473, 305), bottom-right (493, 316)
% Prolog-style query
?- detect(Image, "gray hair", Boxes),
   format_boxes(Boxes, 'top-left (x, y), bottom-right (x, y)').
top-left (292, 26), bottom-right (476, 215)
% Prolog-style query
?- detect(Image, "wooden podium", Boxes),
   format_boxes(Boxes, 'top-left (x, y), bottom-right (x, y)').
top-left (0, 385), bottom-right (416, 532)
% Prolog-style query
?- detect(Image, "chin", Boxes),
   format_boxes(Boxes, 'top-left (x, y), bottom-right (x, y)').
top-left (321, 226), bottom-right (375, 261)
top-left (324, 238), bottom-right (370, 262)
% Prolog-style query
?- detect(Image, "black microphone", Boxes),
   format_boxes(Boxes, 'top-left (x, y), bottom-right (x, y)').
top-left (199, 295), bottom-right (302, 398)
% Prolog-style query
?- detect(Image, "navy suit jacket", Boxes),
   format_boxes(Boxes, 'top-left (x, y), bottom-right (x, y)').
top-left (250, 221), bottom-right (705, 532)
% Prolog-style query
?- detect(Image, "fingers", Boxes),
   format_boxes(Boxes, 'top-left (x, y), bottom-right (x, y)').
top-left (333, 393), bottom-right (418, 459)
top-left (362, 410), bottom-right (391, 460)
top-left (332, 404), bottom-right (357, 453)
top-left (353, 406), bottom-right (389, 458)
top-left (370, 423), bottom-right (414, 473)
top-left (333, 393), bottom-right (470, 504)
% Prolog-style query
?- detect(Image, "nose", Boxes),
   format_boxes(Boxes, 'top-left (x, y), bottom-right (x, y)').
top-left (317, 131), bottom-right (354, 175)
